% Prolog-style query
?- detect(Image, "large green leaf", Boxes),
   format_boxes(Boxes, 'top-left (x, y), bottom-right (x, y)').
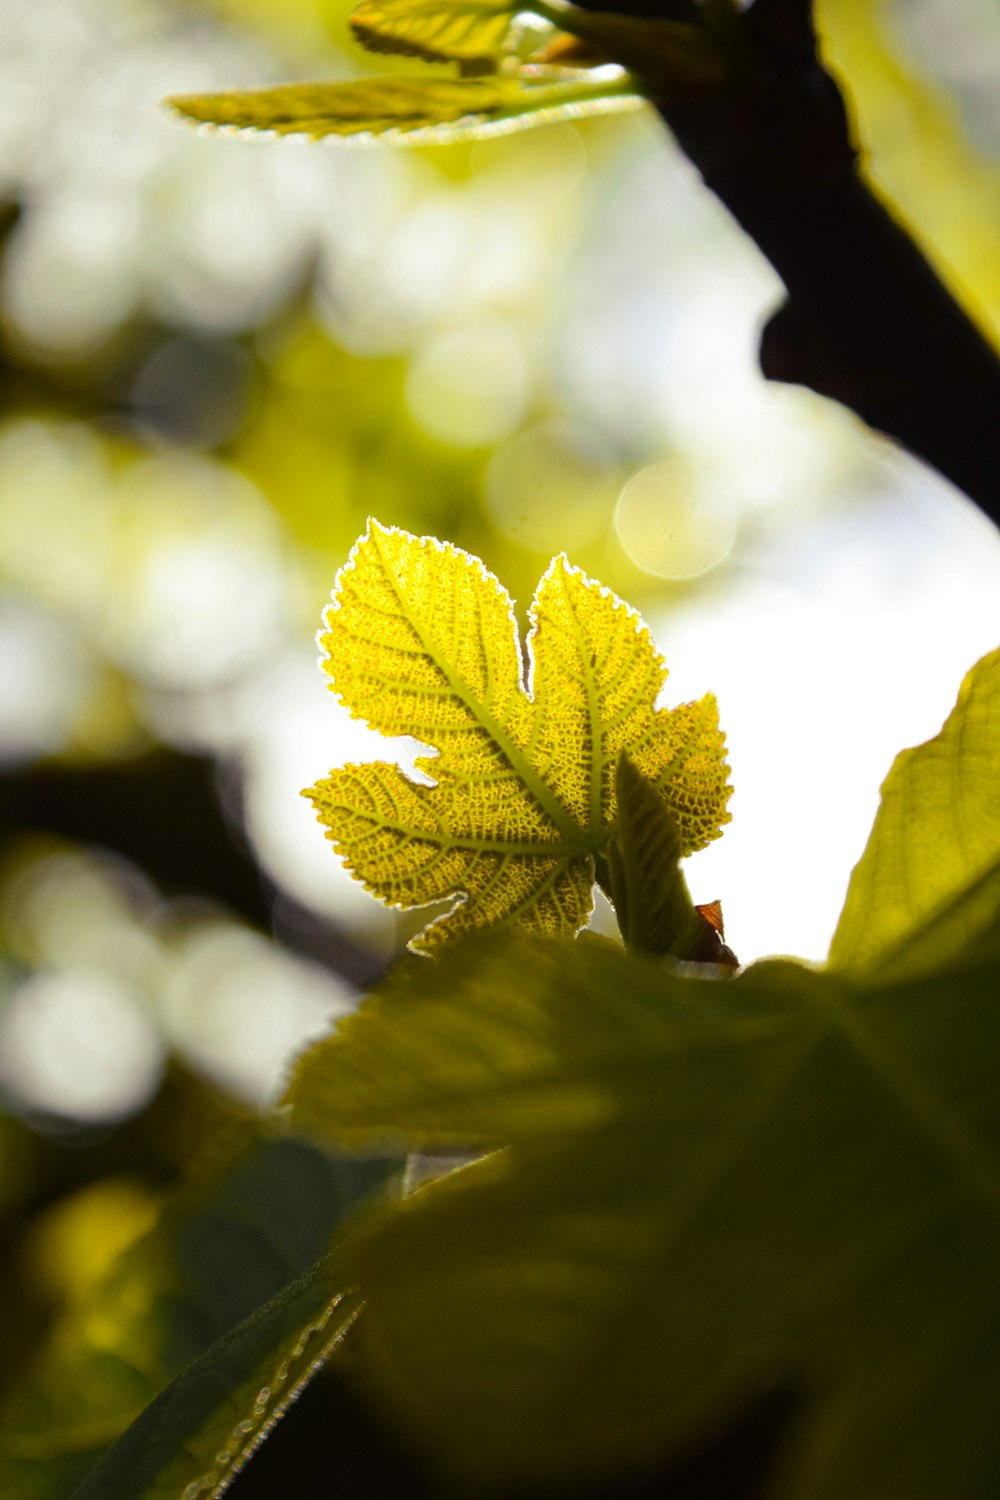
top-left (0, 1141), bottom-right (392, 1500)
top-left (829, 647), bottom-right (1000, 981)
top-left (167, 73), bottom-right (643, 144)
top-left (287, 934), bottom-right (1000, 1498)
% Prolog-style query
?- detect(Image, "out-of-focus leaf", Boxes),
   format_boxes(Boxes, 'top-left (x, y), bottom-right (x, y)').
top-left (0, 1142), bottom-right (393, 1500)
top-left (287, 933), bottom-right (1000, 1498)
top-left (829, 647), bottom-right (1000, 981)
top-left (288, 933), bottom-right (787, 1150)
top-left (70, 1256), bottom-right (364, 1500)
top-left (304, 521), bottom-right (730, 952)
top-left (166, 72), bottom-right (644, 143)
top-left (350, 0), bottom-right (519, 64)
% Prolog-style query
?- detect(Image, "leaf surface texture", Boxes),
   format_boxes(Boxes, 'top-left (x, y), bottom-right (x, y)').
top-left (167, 74), bottom-right (643, 144)
top-left (305, 521), bottom-right (730, 951)
top-left (350, 0), bottom-right (519, 63)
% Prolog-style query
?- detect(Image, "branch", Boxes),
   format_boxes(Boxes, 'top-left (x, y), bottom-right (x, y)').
top-left (590, 0), bottom-right (1000, 519)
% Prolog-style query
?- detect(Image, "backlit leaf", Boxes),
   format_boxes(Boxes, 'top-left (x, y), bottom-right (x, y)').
top-left (350, 0), bottom-right (519, 64)
top-left (167, 72), bottom-right (643, 144)
top-left (607, 752), bottom-right (736, 963)
top-left (829, 647), bottom-right (1000, 981)
top-left (304, 521), bottom-right (730, 952)
top-left (292, 933), bottom-right (1000, 1499)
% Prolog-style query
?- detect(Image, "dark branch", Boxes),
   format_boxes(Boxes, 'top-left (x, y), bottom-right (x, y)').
top-left (669, 2), bottom-right (1000, 517)
top-left (581, 0), bottom-right (1000, 519)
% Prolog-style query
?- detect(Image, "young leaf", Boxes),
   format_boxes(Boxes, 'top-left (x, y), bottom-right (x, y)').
top-left (829, 647), bottom-right (1000, 981)
top-left (0, 1143), bottom-right (393, 1500)
top-left (290, 933), bottom-right (1000, 1499)
top-left (304, 521), bottom-right (730, 952)
top-left (349, 0), bottom-right (519, 65)
top-left (166, 72), bottom-right (643, 144)
top-left (607, 752), bottom-right (736, 963)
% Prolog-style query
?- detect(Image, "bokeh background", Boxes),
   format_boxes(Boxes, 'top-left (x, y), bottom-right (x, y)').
top-left (0, 0), bottom-right (998, 1437)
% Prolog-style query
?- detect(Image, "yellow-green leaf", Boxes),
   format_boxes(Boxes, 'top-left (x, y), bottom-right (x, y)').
top-left (305, 520), bottom-right (730, 953)
top-left (166, 72), bottom-right (643, 144)
top-left (829, 647), bottom-right (1000, 982)
top-left (350, 0), bottom-right (519, 64)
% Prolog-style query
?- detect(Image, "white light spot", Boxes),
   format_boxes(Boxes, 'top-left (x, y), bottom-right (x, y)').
top-left (483, 422), bottom-right (615, 554)
top-left (615, 461), bottom-right (737, 579)
top-left (406, 323), bottom-right (528, 448)
top-left (0, 971), bottom-right (163, 1123)
top-left (160, 922), bottom-right (355, 1104)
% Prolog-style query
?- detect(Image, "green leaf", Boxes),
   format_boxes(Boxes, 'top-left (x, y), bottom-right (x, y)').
top-left (293, 934), bottom-right (1000, 1498)
top-left (288, 932), bottom-right (787, 1150)
top-left (166, 72), bottom-right (644, 144)
top-left (349, 0), bottom-right (519, 64)
top-left (304, 521), bottom-right (730, 952)
top-left (69, 1255), bottom-right (364, 1500)
top-left (607, 753), bottom-right (734, 963)
top-left (0, 1142), bottom-right (393, 1500)
top-left (829, 647), bottom-right (1000, 981)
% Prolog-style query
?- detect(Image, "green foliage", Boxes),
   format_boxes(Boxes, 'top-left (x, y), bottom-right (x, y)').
top-left (287, 939), bottom-right (1000, 1498)
top-left (348, 0), bottom-right (520, 65)
top-left (829, 647), bottom-right (1000, 982)
top-left (6, 0), bottom-right (1000, 1495)
top-left (167, 72), bottom-right (642, 144)
top-left (16, 523), bottom-right (996, 1499)
top-left (166, 0), bottom-right (728, 143)
top-left (607, 752), bottom-right (735, 963)
top-left (304, 521), bottom-right (730, 951)
top-left (0, 1142), bottom-right (394, 1500)
top-left (281, 639), bottom-right (1000, 1497)
top-left (13, 546), bottom-right (999, 1497)
top-left (70, 1254), bottom-right (364, 1500)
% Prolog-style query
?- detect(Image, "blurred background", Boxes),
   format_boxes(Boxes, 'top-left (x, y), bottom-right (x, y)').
top-left (0, 0), bottom-right (998, 1455)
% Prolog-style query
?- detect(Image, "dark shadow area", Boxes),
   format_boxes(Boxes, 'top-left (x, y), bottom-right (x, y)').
top-left (229, 1366), bottom-right (799, 1500)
